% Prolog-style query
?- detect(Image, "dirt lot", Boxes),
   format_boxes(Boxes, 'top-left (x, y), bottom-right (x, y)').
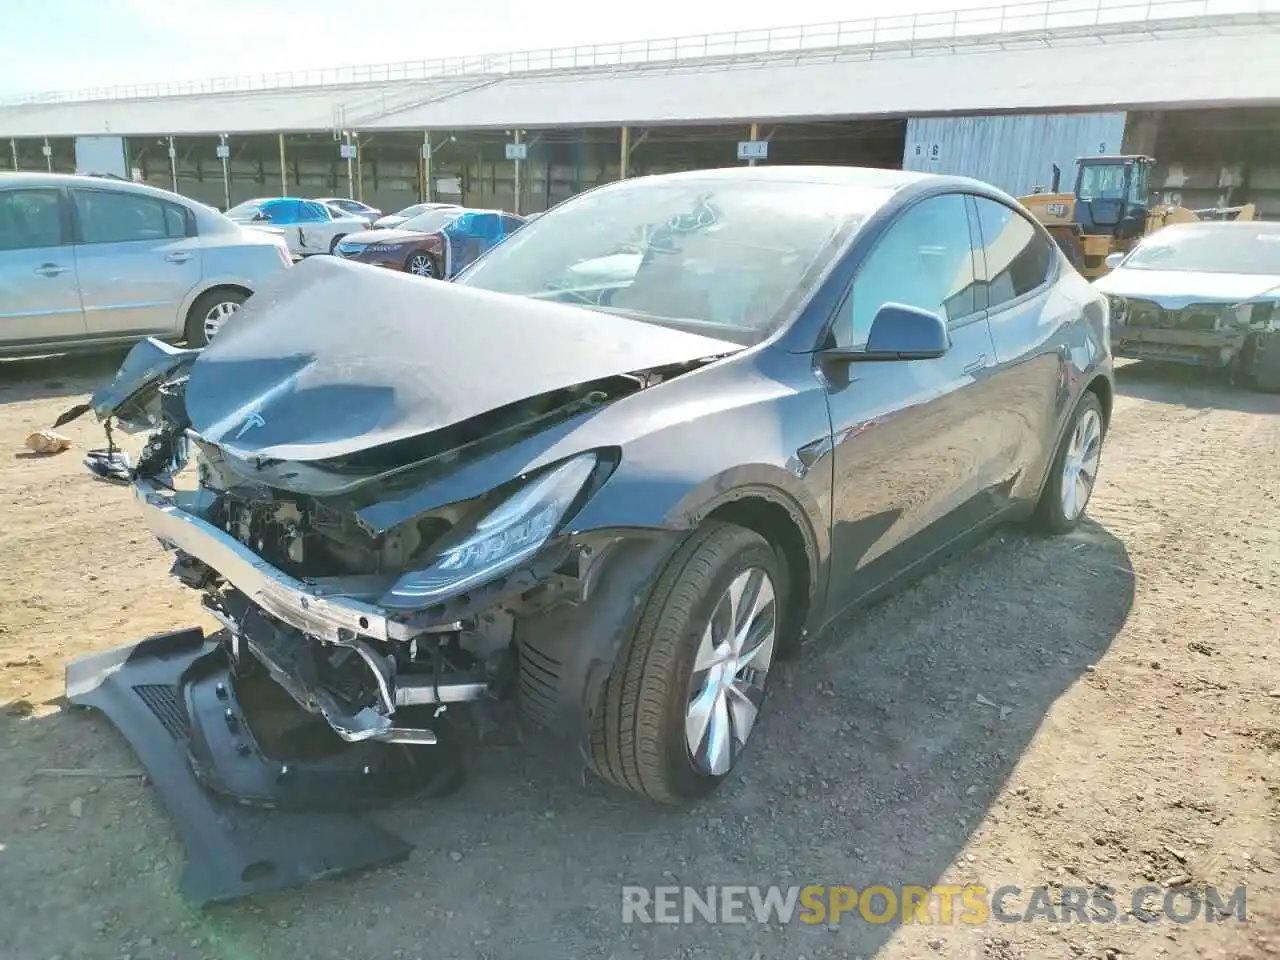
top-left (0, 352), bottom-right (1276, 960)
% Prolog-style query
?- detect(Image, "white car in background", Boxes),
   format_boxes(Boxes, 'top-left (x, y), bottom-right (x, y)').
top-left (225, 197), bottom-right (369, 257)
top-left (0, 172), bottom-right (293, 353)
top-left (319, 197), bottom-right (381, 227)
top-left (1095, 221), bottom-right (1280, 391)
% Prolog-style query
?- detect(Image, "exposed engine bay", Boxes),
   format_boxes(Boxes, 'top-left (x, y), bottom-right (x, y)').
top-left (74, 342), bottom-right (707, 750)
top-left (1108, 294), bottom-right (1279, 371)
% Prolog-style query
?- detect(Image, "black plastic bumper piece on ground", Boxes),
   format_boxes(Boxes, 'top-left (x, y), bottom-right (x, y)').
top-left (64, 628), bottom-right (414, 907)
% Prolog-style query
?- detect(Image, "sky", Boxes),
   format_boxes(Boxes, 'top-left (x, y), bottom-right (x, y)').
top-left (0, 0), bottom-right (987, 98)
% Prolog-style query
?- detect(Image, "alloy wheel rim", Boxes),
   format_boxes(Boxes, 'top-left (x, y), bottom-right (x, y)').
top-left (409, 254), bottom-right (433, 277)
top-left (685, 566), bottom-right (778, 777)
top-left (203, 301), bottom-right (240, 342)
top-left (1061, 407), bottom-right (1102, 521)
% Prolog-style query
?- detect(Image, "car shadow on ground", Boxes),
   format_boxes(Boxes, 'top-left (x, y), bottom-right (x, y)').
top-left (1115, 359), bottom-right (1280, 415)
top-left (0, 349), bottom-right (131, 407)
top-left (0, 512), bottom-right (1132, 959)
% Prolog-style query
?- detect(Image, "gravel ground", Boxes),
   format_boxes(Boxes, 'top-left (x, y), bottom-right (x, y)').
top-left (0, 353), bottom-right (1277, 960)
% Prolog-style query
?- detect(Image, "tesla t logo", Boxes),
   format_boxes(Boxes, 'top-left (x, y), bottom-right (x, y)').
top-left (233, 413), bottom-right (266, 440)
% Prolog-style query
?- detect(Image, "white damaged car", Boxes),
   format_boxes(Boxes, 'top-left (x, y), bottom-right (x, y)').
top-left (1095, 221), bottom-right (1280, 391)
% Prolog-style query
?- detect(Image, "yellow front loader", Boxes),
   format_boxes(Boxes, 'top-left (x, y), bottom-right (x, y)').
top-left (1017, 155), bottom-right (1256, 279)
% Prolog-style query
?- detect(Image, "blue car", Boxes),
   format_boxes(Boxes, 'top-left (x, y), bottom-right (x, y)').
top-left (224, 197), bottom-right (371, 257)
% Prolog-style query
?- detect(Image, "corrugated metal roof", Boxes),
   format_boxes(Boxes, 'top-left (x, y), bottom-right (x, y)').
top-left (903, 112), bottom-right (1128, 196)
top-left (2, 16), bottom-right (1277, 138)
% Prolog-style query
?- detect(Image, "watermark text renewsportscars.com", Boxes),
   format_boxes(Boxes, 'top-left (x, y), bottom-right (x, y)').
top-left (621, 884), bottom-right (1248, 926)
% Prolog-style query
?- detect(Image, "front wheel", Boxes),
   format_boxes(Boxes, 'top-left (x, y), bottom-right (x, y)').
top-left (328, 233), bottom-right (346, 254)
top-left (1248, 332), bottom-right (1280, 393)
top-left (589, 522), bottom-right (784, 804)
top-left (404, 251), bottom-right (437, 278)
top-left (1032, 391), bottom-right (1105, 534)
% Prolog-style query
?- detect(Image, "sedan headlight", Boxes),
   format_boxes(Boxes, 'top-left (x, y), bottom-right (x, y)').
top-left (1107, 295), bottom-right (1127, 326)
top-left (380, 453), bottom-right (598, 609)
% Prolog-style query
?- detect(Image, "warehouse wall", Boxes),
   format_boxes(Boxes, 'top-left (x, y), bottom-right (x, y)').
top-left (902, 112), bottom-right (1128, 197)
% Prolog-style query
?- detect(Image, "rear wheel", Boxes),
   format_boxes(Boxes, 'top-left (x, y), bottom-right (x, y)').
top-left (328, 233), bottom-right (346, 254)
top-left (589, 522), bottom-right (784, 804)
top-left (185, 288), bottom-right (247, 347)
top-left (1032, 391), bottom-right (1105, 534)
top-left (404, 251), bottom-right (436, 278)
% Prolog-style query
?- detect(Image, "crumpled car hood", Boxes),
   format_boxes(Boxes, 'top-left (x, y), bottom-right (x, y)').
top-left (184, 256), bottom-right (740, 463)
top-left (1095, 267), bottom-right (1280, 308)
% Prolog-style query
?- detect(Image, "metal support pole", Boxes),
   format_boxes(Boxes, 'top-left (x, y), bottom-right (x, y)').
top-left (278, 133), bottom-right (287, 195)
top-left (168, 136), bottom-right (178, 192)
top-left (10, 138), bottom-right (18, 171)
top-left (43, 137), bottom-right (52, 172)
top-left (422, 131), bottom-right (432, 203)
top-left (620, 125), bottom-right (630, 180)
top-left (345, 131), bottom-right (354, 199)
top-left (355, 134), bottom-right (363, 202)
top-left (512, 129), bottom-right (523, 216)
top-left (748, 123), bottom-right (760, 167)
top-left (219, 134), bottom-right (231, 210)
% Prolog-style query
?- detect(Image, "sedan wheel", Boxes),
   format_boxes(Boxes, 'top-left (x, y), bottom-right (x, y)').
top-left (184, 288), bottom-right (248, 347)
top-left (405, 252), bottom-right (436, 277)
top-left (589, 522), bottom-right (786, 803)
top-left (203, 300), bottom-right (240, 343)
top-left (1033, 391), bottom-right (1106, 534)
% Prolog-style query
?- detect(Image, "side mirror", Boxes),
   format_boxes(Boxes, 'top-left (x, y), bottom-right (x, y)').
top-left (1104, 252), bottom-right (1125, 270)
top-left (825, 303), bottom-right (950, 362)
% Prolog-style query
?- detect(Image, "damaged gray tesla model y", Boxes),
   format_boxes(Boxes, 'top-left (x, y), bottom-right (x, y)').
top-left (65, 167), bottom-right (1113, 817)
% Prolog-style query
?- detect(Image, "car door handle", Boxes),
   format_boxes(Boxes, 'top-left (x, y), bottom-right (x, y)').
top-left (34, 263), bottom-right (70, 277)
top-left (963, 354), bottom-right (988, 375)
top-left (164, 252), bottom-right (192, 263)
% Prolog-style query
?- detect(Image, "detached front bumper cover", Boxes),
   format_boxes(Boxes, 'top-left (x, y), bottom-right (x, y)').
top-left (64, 629), bottom-right (419, 906)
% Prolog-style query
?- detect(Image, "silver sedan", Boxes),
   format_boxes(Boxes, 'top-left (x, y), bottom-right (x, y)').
top-left (0, 172), bottom-right (294, 354)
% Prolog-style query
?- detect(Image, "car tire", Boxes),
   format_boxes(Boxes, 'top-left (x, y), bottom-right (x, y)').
top-left (328, 234), bottom-right (346, 254)
top-left (1249, 332), bottom-right (1280, 393)
top-left (184, 288), bottom-right (248, 347)
top-left (404, 251), bottom-right (437, 278)
top-left (1032, 390), bottom-right (1106, 535)
top-left (588, 521), bottom-right (785, 804)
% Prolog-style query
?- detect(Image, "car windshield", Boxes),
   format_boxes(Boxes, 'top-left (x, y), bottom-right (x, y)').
top-left (393, 204), bottom-right (430, 218)
top-left (1124, 226), bottom-right (1280, 276)
top-left (456, 178), bottom-right (888, 343)
top-left (401, 210), bottom-right (461, 233)
top-left (226, 200), bottom-right (266, 219)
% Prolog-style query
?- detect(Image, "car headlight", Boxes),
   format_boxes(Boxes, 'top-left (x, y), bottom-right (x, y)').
top-left (1107, 296), bottom-right (1127, 326)
top-left (380, 453), bottom-right (599, 610)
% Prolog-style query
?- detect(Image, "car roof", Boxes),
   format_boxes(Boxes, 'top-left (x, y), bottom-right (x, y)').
top-left (0, 171), bottom-right (194, 204)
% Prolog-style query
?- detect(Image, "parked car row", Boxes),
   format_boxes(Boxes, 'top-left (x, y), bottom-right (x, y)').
top-left (334, 206), bottom-right (526, 277)
top-left (0, 172), bottom-right (294, 355)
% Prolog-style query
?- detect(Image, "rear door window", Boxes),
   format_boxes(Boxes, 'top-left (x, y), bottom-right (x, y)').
top-left (70, 189), bottom-right (186, 244)
top-left (0, 188), bottom-right (65, 250)
top-left (299, 201), bottom-right (330, 222)
top-left (973, 197), bottom-right (1056, 310)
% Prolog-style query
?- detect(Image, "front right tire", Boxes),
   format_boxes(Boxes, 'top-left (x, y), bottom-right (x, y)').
top-left (589, 522), bottom-right (784, 804)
